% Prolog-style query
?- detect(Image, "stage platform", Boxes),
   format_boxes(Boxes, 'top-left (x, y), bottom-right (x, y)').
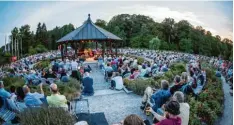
top-left (83, 57), bottom-right (98, 64)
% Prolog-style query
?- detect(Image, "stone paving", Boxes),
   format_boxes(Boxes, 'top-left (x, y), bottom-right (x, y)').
top-left (215, 76), bottom-right (233, 125)
top-left (82, 63), bottom-right (152, 124)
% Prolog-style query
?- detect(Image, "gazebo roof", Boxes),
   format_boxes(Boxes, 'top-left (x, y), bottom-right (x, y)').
top-left (57, 14), bottom-right (122, 43)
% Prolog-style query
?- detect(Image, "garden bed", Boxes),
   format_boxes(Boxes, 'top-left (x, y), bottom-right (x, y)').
top-left (123, 62), bottom-right (224, 125)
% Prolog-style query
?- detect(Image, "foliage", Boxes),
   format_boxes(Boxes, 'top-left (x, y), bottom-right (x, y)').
top-left (179, 38), bottom-right (193, 53)
top-left (2, 77), bottom-right (25, 91)
top-left (170, 63), bottom-right (186, 76)
top-left (33, 60), bottom-right (50, 70)
top-left (188, 66), bottom-right (223, 125)
top-left (29, 44), bottom-right (48, 55)
top-left (19, 107), bottom-right (76, 125)
top-left (124, 78), bottom-right (156, 95)
top-left (2, 14), bottom-right (232, 59)
top-left (55, 78), bottom-right (81, 101)
top-left (149, 37), bottom-right (161, 50)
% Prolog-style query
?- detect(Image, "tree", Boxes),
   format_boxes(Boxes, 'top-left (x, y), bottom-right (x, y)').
top-left (160, 41), bottom-right (169, 50)
top-left (95, 19), bottom-right (107, 29)
top-left (149, 37), bottom-right (161, 50)
top-left (19, 25), bottom-right (34, 54)
top-left (161, 18), bottom-right (175, 44)
top-left (179, 38), bottom-right (193, 53)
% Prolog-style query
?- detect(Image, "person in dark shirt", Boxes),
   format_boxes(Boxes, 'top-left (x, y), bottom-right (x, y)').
top-left (45, 69), bottom-right (56, 79)
top-left (170, 75), bottom-right (181, 95)
top-left (82, 72), bottom-right (94, 96)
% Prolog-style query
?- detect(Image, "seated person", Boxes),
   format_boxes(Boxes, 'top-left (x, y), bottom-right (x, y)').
top-left (170, 75), bottom-right (181, 95)
top-left (110, 72), bottom-right (124, 90)
top-left (122, 68), bottom-right (130, 77)
top-left (139, 65), bottom-right (147, 77)
top-left (147, 100), bottom-right (181, 125)
top-left (112, 114), bottom-right (147, 125)
top-left (22, 84), bottom-right (43, 107)
top-left (45, 69), bottom-right (57, 79)
top-left (105, 63), bottom-right (114, 78)
top-left (47, 83), bottom-right (68, 109)
top-left (172, 91), bottom-right (190, 125)
top-left (71, 69), bottom-right (82, 81)
top-left (130, 68), bottom-right (140, 79)
top-left (10, 86), bottom-right (17, 101)
top-left (141, 80), bottom-right (171, 112)
top-left (82, 72), bottom-right (94, 96)
top-left (84, 65), bottom-right (92, 73)
top-left (15, 87), bottom-right (27, 112)
top-left (180, 72), bottom-right (195, 95)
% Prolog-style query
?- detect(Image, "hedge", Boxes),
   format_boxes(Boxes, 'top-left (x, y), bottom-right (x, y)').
top-left (2, 77), bottom-right (81, 101)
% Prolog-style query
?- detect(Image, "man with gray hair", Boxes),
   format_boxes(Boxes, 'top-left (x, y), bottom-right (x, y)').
top-left (0, 81), bottom-right (11, 99)
top-left (173, 91), bottom-right (190, 125)
top-left (23, 84), bottom-right (43, 107)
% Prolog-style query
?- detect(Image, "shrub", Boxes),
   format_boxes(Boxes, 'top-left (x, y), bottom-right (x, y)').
top-left (125, 78), bottom-right (159, 96)
top-left (137, 57), bottom-right (145, 64)
top-left (55, 78), bottom-right (81, 101)
top-left (188, 66), bottom-right (224, 125)
top-left (19, 107), bottom-right (76, 125)
top-left (170, 63), bottom-right (186, 75)
top-left (33, 60), bottom-right (50, 70)
top-left (2, 77), bottom-right (25, 91)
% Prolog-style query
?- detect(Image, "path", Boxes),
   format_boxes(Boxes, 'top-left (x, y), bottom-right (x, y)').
top-left (81, 63), bottom-right (150, 124)
top-left (215, 76), bottom-right (233, 125)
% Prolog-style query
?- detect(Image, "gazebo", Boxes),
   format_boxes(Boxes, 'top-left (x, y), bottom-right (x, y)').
top-left (57, 14), bottom-right (122, 61)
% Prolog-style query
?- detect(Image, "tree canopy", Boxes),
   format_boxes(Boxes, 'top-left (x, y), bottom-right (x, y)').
top-left (2, 14), bottom-right (232, 61)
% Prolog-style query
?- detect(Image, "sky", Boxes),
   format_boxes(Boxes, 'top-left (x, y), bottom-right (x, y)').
top-left (0, 1), bottom-right (233, 47)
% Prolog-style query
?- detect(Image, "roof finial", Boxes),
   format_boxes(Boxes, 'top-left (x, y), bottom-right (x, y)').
top-left (88, 14), bottom-right (90, 18)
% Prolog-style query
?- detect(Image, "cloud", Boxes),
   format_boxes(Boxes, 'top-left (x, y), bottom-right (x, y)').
top-left (0, 1), bottom-right (232, 47)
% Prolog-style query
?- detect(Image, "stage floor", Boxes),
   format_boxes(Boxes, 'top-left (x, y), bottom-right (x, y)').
top-left (84, 57), bottom-right (97, 64)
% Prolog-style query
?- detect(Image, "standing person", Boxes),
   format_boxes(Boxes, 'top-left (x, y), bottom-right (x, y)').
top-left (71, 59), bottom-right (78, 71)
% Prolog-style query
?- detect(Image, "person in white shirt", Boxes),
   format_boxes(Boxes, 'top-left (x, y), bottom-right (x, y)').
top-left (172, 91), bottom-right (190, 125)
top-left (71, 59), bottom-right (78, 71)
top-left (110, 72), bottom-right (123, 90)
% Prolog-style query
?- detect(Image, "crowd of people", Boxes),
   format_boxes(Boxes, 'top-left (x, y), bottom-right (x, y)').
top-left (0, 48), bottom-right (232, 125)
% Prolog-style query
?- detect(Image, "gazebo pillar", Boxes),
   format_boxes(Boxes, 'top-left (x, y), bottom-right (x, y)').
top-left (110, 42), bottom-right (112, 54)
top-left (115, 42), bottom-right (118, 56)
top-left (61, 44), bottom-right (64, 61)
top-left (96, 41), bottom-right (97, 50)
top-left (102, 41), bottom-right (105, 58)
top-left (65, 43), bottom-right (68, 56)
